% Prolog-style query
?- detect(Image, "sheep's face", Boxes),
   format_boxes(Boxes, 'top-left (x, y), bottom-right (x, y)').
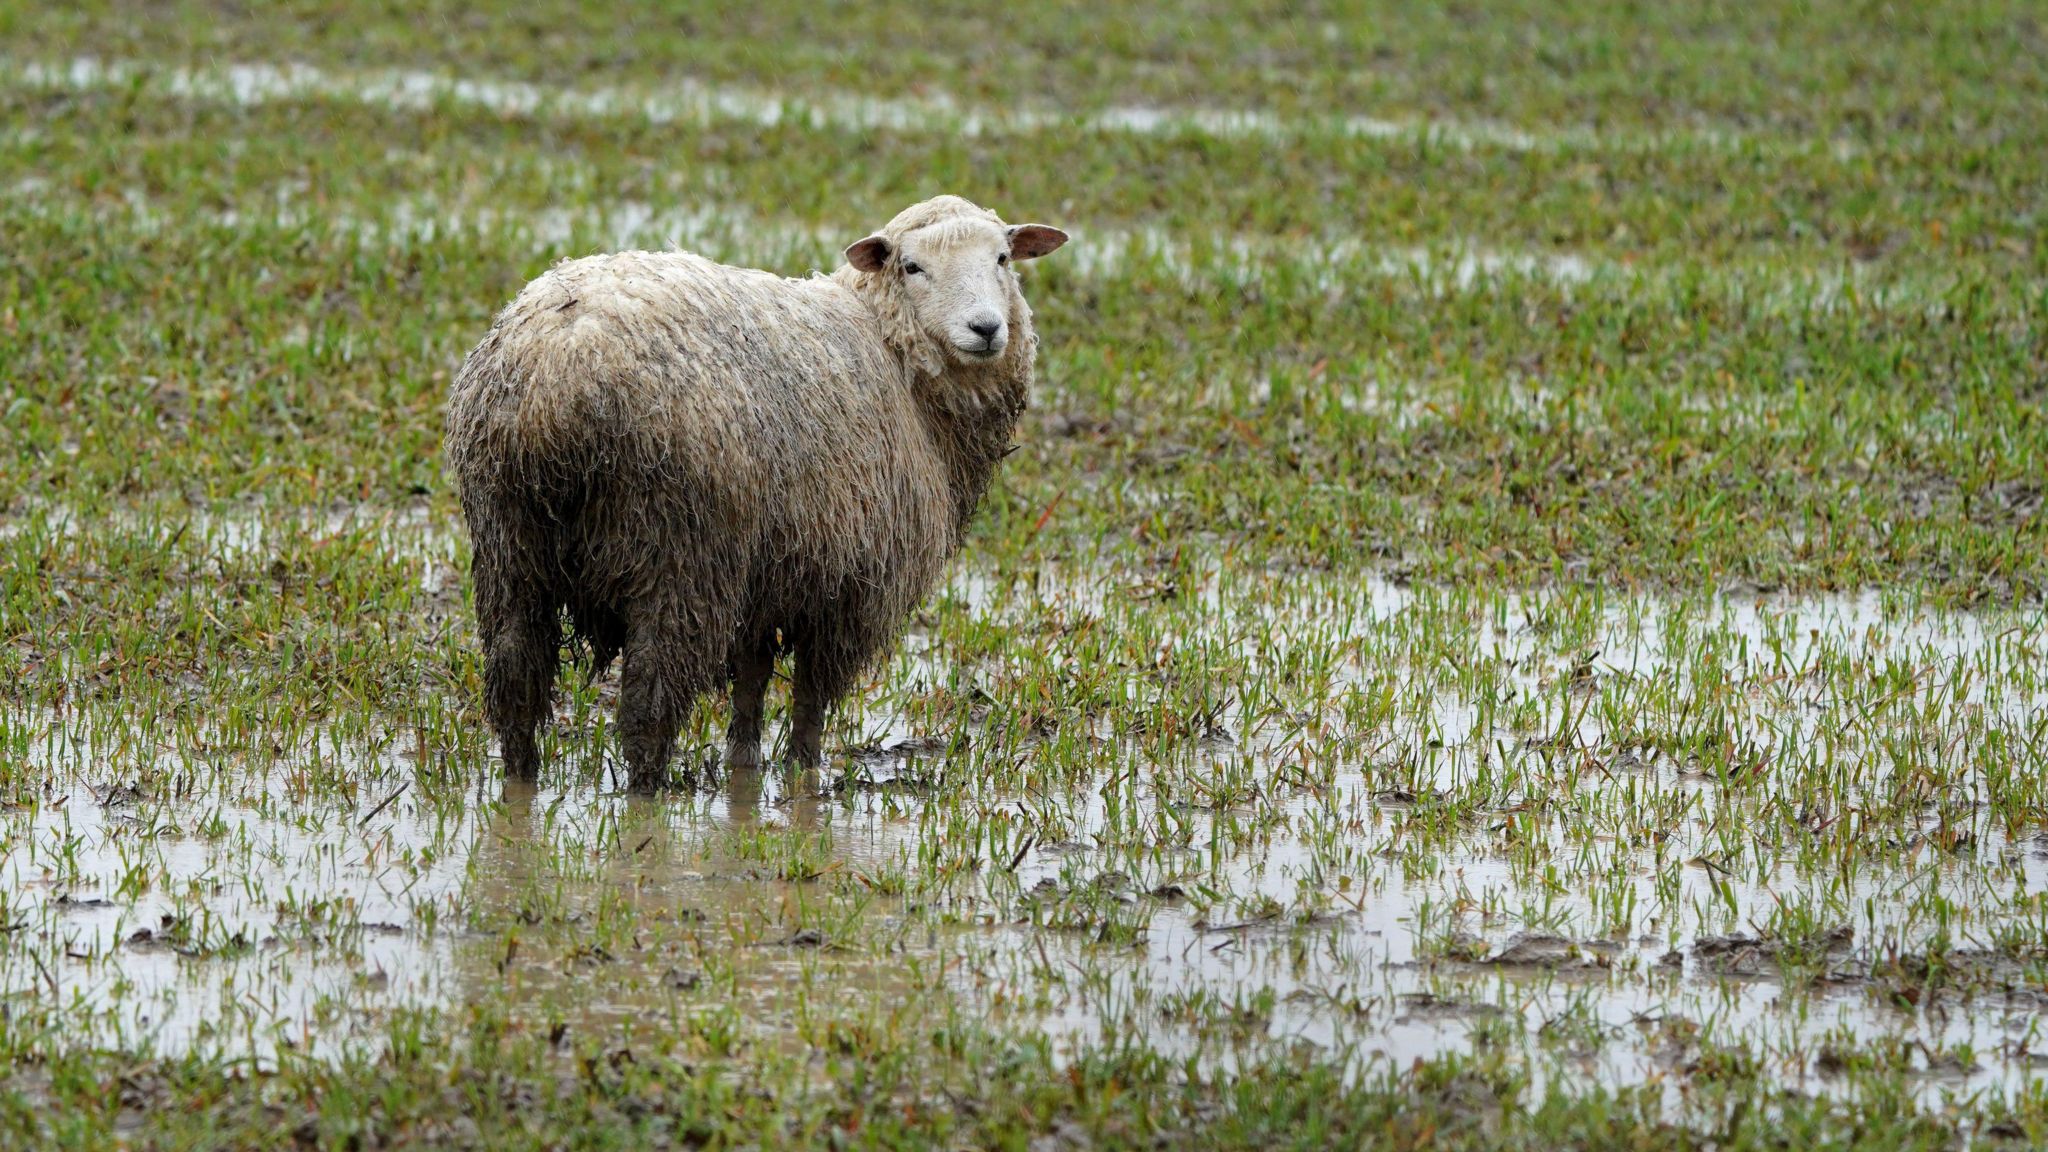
top-left (847, 215), bottom-right (1067, 365)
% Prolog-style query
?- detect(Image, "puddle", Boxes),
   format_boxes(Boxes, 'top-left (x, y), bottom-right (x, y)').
top-left (440, 774), bottom-right (947, 1064)
top-left (3, 556), bottom-right (2042, 1109)
top-left (2, 177), bottom-right (1603, 294)
top-left (1061, 225), bottom-right (1599, 293)
top-left (5, 178), bottom-right (1947, 316)
top-left (872, 563), bottom-right (2048, 1104)
top-left (0, 706), bottom-right (932, 1066)
top-left (4, 55), bottom-right (1802, 157)
top-left (0, 496), bottom-right (448, 548)
top-left (0, 707), bottom-right (475, 1061)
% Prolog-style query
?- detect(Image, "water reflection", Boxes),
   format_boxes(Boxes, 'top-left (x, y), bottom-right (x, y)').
top-left (447, 765), bottom-right (934, 1060)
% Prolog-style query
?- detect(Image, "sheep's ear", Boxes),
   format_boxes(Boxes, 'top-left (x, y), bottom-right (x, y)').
top-left (845, 235), bottom-right (892, 273)
top-left (1008, 224), bottom-right (1068, 261)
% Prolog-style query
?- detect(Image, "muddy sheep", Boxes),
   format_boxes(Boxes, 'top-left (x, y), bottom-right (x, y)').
top-left (446, 195), bottom-right (1068, 790)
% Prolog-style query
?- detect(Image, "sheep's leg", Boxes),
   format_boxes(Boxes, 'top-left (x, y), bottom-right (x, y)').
top-left (618, 650), bottom-right (683, 792)
top-left (725, 642), bottom-right (774, 771)
top-left (787, 647), bottom-right (853, 769)
top-left (475, 553), bottom-right (559, 782)
top-left (724, 759), bottom-right (764, 822)
top-left (618, 596), bottom-right (718, 793)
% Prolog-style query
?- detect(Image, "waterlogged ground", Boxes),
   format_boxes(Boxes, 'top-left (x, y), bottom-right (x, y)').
top-left (5, 539), bottom-right (2045, 1122)
top-left (3, 1), bottom-right (2046, 1148)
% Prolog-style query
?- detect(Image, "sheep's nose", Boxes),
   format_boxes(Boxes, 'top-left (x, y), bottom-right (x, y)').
top-left (968, 319), bottom-right (1002, 341)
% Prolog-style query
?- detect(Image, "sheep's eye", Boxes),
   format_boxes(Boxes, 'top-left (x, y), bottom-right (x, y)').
top-left (902, 260), bottom-right (924, 276)
top-left (997, 252), bottom-right (1009, 266)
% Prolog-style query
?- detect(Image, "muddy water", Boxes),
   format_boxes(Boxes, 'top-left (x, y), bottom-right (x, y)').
top-left (4, 555), bottom-right (2043, 1107)
top-left (0, 711), bottom-right (474, 1060)
top-left (882, 564), bottom-right (2048, 1103)
top-left (0, 685), bottom-right (954, 1066)
top-left (0, 713), bottom-right (932, 1065)
top-left (442, 772), bottom-right (945, 1063)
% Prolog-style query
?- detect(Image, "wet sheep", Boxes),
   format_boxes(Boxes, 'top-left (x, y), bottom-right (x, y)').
top-left (445, 195), bottom-right (1068, 790)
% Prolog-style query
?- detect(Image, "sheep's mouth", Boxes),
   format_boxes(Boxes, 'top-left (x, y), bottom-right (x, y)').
top-left (958, 343), bottom-right (1005, 360)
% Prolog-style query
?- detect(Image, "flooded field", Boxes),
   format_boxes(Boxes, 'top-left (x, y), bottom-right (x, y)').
top-left (4, 1), bottom-right (2044, 1146)
top-left (8, 536), bottom-right (2043, 1123)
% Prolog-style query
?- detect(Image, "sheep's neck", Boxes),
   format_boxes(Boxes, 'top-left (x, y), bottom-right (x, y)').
top-left (916, 361), bottom-right (1028, 538)
top-left (831, 265), bottom-right (1028, 538)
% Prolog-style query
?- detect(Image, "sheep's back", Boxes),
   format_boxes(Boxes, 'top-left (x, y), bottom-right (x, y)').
top-left (448, 250), bottom-right (956, 609)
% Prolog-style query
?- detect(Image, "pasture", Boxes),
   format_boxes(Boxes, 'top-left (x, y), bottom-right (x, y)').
top-left (2, 2), bottom-right (2045, 1147)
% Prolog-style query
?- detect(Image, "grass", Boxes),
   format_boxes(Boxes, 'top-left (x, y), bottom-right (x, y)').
top-left (8, 0), bottom-right (2046, 138)
top-left (2, 2), bottom-right (2047, 1148)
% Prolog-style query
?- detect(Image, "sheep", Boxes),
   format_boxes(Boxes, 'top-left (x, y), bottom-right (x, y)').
top-left (445, 195), bottom-right (1068, 791)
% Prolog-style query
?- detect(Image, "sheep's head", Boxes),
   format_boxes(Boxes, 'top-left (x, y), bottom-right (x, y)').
top-left (845, 196), bottom-right (1066, 374)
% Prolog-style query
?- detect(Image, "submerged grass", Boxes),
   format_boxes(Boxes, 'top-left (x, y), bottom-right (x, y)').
top-left (2, 2), bottom-right (2046, 1148)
